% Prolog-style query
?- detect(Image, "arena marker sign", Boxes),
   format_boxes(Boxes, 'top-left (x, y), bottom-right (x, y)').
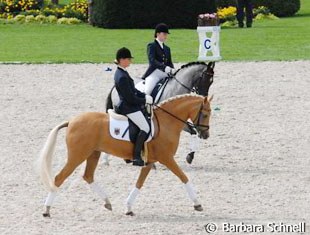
top-left (197, 26), bottom-right (221, 61)
top-left (197, 13), bottom-right (222, 61)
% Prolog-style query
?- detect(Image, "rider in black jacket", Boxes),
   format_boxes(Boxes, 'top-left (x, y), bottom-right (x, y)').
top-left (114, 47), bottom-right (153, 166)
top-left (142, 23), bottom-right (175, 95)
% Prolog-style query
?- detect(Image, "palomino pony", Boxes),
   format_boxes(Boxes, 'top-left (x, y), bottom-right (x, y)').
top-left (37, 94), bottom-right (213, 217)
top-left (104, 61), bottom-right (215, 164)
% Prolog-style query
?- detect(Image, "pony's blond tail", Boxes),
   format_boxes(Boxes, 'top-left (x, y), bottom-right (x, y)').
top-left (36, 121), bottom-right (69, 192)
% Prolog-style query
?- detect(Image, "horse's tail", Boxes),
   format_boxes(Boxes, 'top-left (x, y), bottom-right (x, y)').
top-left (36, 121), bottom-right (69, 192)
top-left (105, 86), bottom-right (114, 112)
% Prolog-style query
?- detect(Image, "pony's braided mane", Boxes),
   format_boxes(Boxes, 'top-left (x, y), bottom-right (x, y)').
top-left (174, 61), bottom-right (207, 75)
top-left (155, 93), bottom-right (204, 108)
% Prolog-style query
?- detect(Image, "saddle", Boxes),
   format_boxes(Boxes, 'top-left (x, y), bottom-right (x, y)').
top-left (108, 109), bottom-right (155, 143)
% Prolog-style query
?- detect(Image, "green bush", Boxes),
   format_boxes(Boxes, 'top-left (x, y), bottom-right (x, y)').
top-left (47, 14), bottom-right (57, 23)
top-left (13, 14), bottom-right (25, 22)
top-left (216, 0), bottom-right (300, 17)
top-left (20, 10), bottom-right (41, 17)
top-left (63, 8), bottom-right (85, 21)
top-left (35, 14), bottom-right (47, 22)
top-left (25, 15), bottom-right (35, 22)
top-left (254, 0), bottom-right (300, 17)
top-left (255, 13), bottom-right (278, 21)
top-left (57, 17), bottom-right (81, 24)
top-left (90, 0), bottom-right (217, 28)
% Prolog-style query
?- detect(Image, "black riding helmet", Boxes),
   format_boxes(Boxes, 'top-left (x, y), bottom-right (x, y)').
top-left (154, 23), bottom-right (170, 38)
top-left (116, 47), bottom-right (134, 62)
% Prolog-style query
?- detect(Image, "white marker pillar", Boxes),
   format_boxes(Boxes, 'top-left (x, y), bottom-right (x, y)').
top-left (197, 26), bottom-right (222, 61)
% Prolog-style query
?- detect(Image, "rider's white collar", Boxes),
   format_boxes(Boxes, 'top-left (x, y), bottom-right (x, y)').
top-left (156, 38), bottom-right (164, 49)
top-left (117, 66), bottom-right (127, 71)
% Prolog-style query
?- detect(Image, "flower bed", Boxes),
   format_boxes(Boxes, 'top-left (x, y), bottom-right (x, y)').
top-left (215, 5), bottom-right (278, 28)
top-left (0, 0), bottom-right (87, 22)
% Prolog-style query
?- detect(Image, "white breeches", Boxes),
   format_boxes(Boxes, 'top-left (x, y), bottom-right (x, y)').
top-left (144, 69), bottom-right (167, 95)
top-left (127, 111), bottom-right (150, 133)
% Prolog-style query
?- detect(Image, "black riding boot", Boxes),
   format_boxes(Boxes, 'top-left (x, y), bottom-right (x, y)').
top-left (133, 130), bottom-right (148, 166)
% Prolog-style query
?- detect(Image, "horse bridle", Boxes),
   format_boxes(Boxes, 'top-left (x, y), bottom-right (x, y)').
top-left (192, 103), bottom-right (210, 132)
top-left (170, 67), bottom-right (214, 94)
top-left (153, 102), bottom-right (210, 133)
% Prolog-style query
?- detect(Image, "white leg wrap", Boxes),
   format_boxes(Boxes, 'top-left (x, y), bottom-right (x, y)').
top-left (189, 135), bottom-right (199, 152)
top-left (102, 153), bottom-right (110, 166)
top-left (126, 187), bottom-right (140, 209)
top-left (44, 191), bottom-right (57, 207)
top-left (90, 182), bottom-right (108, 200)
top-left (184, 182), bottom-right (199, 205)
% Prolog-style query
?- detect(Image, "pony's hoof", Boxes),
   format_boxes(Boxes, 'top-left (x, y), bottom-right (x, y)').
top-left (186, 152), bottom-right (195, 164)
top-left (194, 205), bottom-right (203, 211)
top-left (42, 212), bottom-right (50, 218)
top-left (125, 211), bottom-right (135, 216)
top-left (104, 203), bottom-right (112, 211)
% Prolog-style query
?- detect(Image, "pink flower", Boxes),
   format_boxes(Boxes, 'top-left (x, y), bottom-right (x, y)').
top-left (199, 14), bottom-right (204, 18)
top-left (209, 14), bottom-right (215, 18)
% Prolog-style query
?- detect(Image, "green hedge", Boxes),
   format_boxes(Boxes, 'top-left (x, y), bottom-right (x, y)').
top-left (216, 0), bottom-right (235, 7)
top-left (216, 0), bottom-right (300, 17)
top-left (90, 0), bottom-right (217, 28)
top-left (255, 0), bottom-right (300, 17)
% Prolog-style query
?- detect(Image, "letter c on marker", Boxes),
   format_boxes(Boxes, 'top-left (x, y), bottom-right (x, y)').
top-left (204, 39), bottom-right (211, 50)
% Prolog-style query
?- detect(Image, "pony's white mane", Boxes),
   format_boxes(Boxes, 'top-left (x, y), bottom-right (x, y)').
top-left (156, 94), bottom-right (204, 108)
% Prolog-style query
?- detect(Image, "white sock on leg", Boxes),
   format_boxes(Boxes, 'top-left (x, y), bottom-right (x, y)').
top-left (126, 187), bottom-right (140, 211)
top-left (89, 182), bottom-right (108, 200)
top-left (44, 191), bottom-right (57, 207)
top-left (184, 181), bottom-right (199, 205)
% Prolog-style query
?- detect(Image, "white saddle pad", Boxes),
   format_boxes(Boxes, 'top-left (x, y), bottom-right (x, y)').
top-left (108, 109), bottom-right (154, 142)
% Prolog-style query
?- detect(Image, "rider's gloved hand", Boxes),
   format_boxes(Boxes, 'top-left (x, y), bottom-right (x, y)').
top-left (165, 66), bottom-right (176, 76)
top-left (164, 66), bottom-right (173, 74)
top-left (145, 95), bottom-right (153, 105)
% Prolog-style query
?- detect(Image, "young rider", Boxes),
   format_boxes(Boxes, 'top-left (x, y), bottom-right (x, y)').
top-left (114, 47), bottom-right (153, 166)
top-left (142, 23), bottom-right (175, 95)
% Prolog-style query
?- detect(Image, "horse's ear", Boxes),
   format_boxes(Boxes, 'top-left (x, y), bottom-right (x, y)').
top-left (207, 62), bottom-right (215, 69)
top-left (203, 95), bottom-right (213, 103)
top-left (208, 94), bottom-right (214, 102)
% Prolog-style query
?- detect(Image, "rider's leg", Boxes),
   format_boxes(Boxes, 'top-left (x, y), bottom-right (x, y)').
top-left (145, 71), bottom-right (165, 95)
top-left (127, 111), bottom-right (150, 166)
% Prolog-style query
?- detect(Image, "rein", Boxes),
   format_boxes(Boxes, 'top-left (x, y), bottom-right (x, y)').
top-left (153, 103), bottom-right (209, 132)
top-left (169, 74), bottom-right (199, 93)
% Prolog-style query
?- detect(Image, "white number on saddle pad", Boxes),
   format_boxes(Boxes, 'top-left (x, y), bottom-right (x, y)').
top-left (108, 109), bottom-right (154, 142)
